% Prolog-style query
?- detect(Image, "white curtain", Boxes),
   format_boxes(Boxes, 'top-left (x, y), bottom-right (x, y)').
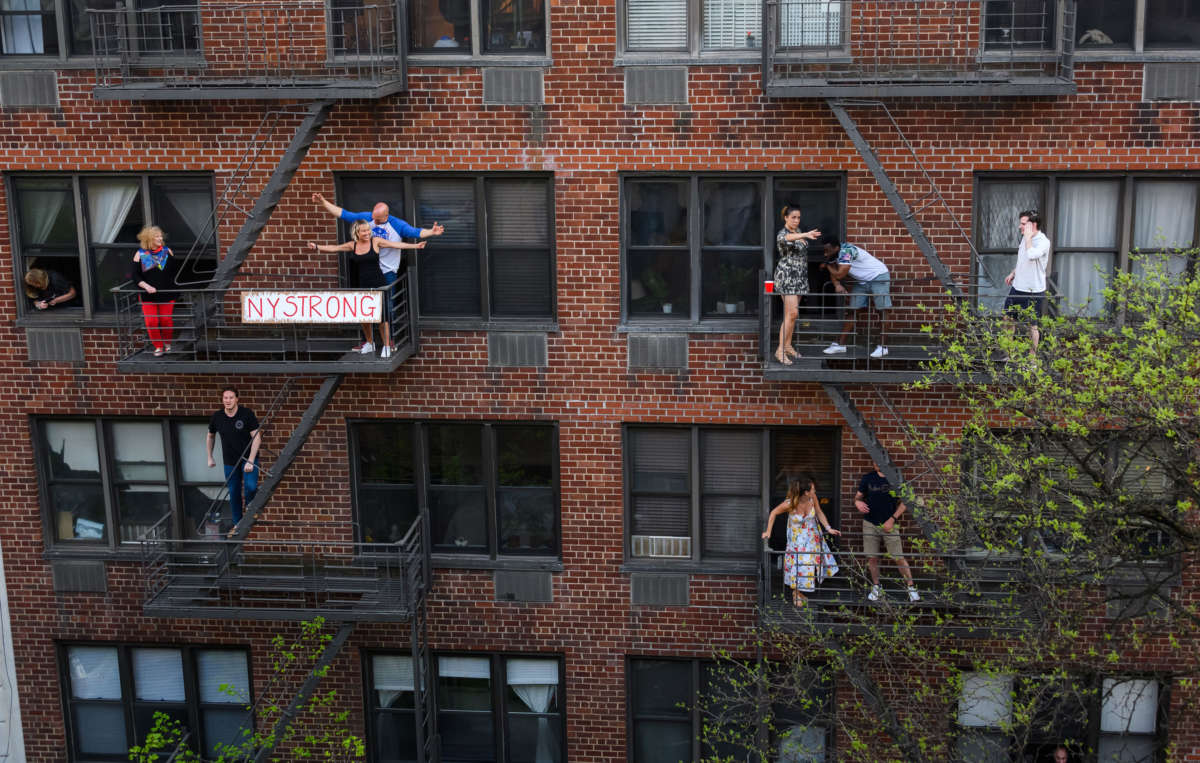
top-left (1056, 181), bottom-right (1119, 316)
top-left (703, 0), bottom-right (760, 49)
top-left (507, 658), bottom-right (558, 763)
top-left (780, 0), bottom-right (841, 47)
top-left (1, 0), bottom-right (43, 55)
top-left (19, 182), bottom-right (70, 244)
top-left (165, 188), bottom-right (215, 241)
top-left (196, 650), bottom-right (249, 704)
top-left (132, 648), bottom-right (185, 702)
top-left (373, 655), bottom-right (415, 709)
top-left (68, 646), bottom-right (121, 699)
top-left (1134, 181), bottom-right (1197, 251)
top-left (627, 0), bottom-right (686, 49)
top-left (957, 673), bottom-right (1013, 728)
top-left (86, 179), bottom-right (139, 244)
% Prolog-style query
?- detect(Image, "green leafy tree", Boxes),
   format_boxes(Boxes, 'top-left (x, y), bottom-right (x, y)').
top-left (698, 252), bottom-right (1200, 762)
top-left (129, 617), bottom-right (365, 763)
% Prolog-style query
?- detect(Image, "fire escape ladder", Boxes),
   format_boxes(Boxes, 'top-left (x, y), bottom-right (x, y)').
top-left (228, 374), bottom-right (344, 540)
top-left (827, 98), bottom-right (980, 297)
top-left (210, 99), bottom-right (334, 292)
top-left (249, 621), bottom-right (357, 763)
top-left (412, 579), bottom-right (440, 763)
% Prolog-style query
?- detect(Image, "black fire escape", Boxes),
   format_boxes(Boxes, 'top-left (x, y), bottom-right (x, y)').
top-left (90, 2), bottom-right (437, 759)
top-left (757, 1), bottom-right (1077, 634)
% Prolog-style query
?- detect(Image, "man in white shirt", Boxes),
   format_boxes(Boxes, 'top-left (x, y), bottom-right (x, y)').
top-left (821, 237), bottom-right (893, 359)
top-left (1003, 209), bottom-right (1051, 354)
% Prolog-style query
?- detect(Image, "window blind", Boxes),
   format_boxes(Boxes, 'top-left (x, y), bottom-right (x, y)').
top-left (506, 658), bottom-right (558, 685)
top-left (68, 646), bottom-right (121, 700)
top-left (196, 650), bottom-right (249, 704)
top-left (132, 648), bottom-right (185, 702)
top-left (627, 0), bottom-right (687, 49)
top-left (702, 0), bottom-right (760, 49)
top-left (1101, 678), bottom-right (1157, 735)
top-left (439, 656), bottom-right (491, 679)
top-left (958, 673), bottom-right (1013, 728)
top-left (486, 180), bottom-right (548, 247)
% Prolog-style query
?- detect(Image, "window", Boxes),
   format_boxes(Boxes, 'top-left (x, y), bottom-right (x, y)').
top-left (330, 0), bottom-right (401, 57)
top-left (9, 174), bottom-right (216, 318)
top-left (625, 426), bottom-right (838, 563)
top-left (622, 0), bottom-right (841, 54)
top-left (628, 658), bottom-right (832, 762)
top-left (61, 644), bottom-right (250, 760)
top-left (336, 174), bottom-right (555, 321)
top-left (974, 174), bottom-right (1200, 315)
top-left (623, 174), bottom-right (841, 323)
top-left (0, 0), bottom-right (199, 59)
top-left (37, 418), bottom-right (226, 551)
top-left (956, 672), bottom-right (1014, 762)
top-left (366, 653), bottom-right (564, 763)
top-left (409, 0), bottom-right (547, 55)
top-left (983, 1), bottom-right (1057, 49)
top-left (350, 421), bottom-right (559, 559)
top-left (1100, 678), bottom-right (1162, 760)
top-left (1077, 0), bottom-right (1200, 51)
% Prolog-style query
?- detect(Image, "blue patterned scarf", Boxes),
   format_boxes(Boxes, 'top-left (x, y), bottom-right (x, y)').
top-left (142, 246), bottom-right (169, 270)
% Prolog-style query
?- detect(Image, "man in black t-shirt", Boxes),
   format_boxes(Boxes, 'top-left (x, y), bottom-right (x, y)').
top-left (855, 464), bottom-right (919, 602)
top-left (206, 387), bottom-right (262, 533)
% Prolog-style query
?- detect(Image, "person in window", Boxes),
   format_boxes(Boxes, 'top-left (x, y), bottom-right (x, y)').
top-left (820, 237), bottom-right (893, 359)
top-left (24, 268), bottom-right (76, 310)
top-left (854, 463), bottom-right (919, 603)
top-left (308, 220), bottom-right (425, 358)
top-left (762, 474), bottom-right (840, 606)
top-left (207, 386), bottom-right (262, 537)
top-left (773, 205), bottom-right (821, 365)
top-left (1003, 209), bottom-right (1050, 358)
top-left (131, 225), bottom-right (180, 357)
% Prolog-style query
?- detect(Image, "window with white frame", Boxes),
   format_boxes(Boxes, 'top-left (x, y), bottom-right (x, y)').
top-left (364, 653), bottom-right (564, 763)
top-left (37, 418), bottom-right (225, 550)
top-left (622, 0), bottom-right (841, 53)
top-left (9, 174), bottom-right (216, 318)
top-left (956, 672), bottom-right (1014, 762)
top-left (1077, 0), bottom-right (1200, 51)
top-left (625, 426), bottom-right (838, 563)
top-left (1100, 678), bottom-right (1161, 760)
top-left (408, 0), bottom-right (546, 54)
top-left (61, 644), bottom-right (250, 760)
top-left (974, 175), bottom-right (1200, 316)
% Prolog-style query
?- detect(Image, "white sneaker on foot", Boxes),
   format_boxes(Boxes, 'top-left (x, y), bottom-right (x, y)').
top-left (907, 586), bottom-right (920, 602)
top-left (867, 584), bottom-right (882, 602)
top-left (381, 346), bottom-right (393, 359)
top-left (823, 342), bottom-right (847, 354)
top-left (870, 345), bottom-right (889, 358)
top-left (358, 342), bottom-right (375, 355)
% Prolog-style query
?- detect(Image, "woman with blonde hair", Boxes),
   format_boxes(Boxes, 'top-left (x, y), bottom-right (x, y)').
top-left (24, 267), bottom-right (76, 310)
top-left (131, 225), bottom-right (180, 356)
top-left (762, 474), bottom-right (840, 606)
top-left (308, 219), bottom-right (425, 357)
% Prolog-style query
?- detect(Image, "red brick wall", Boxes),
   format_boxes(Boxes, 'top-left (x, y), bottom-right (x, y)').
top-left (0, 2), bottom-right (1198, 758)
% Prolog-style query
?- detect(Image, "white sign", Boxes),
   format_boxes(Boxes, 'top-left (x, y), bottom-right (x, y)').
top-left (241, 290), bottom-right (384, 324)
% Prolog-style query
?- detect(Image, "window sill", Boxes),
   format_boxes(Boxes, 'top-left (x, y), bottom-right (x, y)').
top-left (0, 56), bottom-right (105, 71)
top-left (1074, 49), bottom-right (1200, 63)
top-left (43, 546), bottom-right (141, 562)
top-left (620, 559), bottom-right (757, 576)
top-left (16, 313), bottom-right (119, 329)
top-left (408, 54), bottom-right (551, 68)
top-left (615, 52), bottom-right (762, 67)
top-left (618, 319), bottom-right (758, 334)
top-left (432, 554), bottom-right (562, 572)
top-left (419, 318), bottom-right (559, 332)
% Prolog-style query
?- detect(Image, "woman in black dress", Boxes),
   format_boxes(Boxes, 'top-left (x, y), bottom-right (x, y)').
top-left (131, 225), bottom-right (182, 356)
top-left (773, 205), bottom-right (821, 365)
top-left (309, 220), bottom-right (425, 357)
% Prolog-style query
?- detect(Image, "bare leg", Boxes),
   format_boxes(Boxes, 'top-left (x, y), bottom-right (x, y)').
top-left (381, 320), bottom-right (391, 350)
top-left (360, 322), bottom-right (373, 347)
top-left (776, 295), bottom-right (800, 364)
top-left (1029, 324), bottom-right (1040, 354)
top-left (895, 556), bottom-right (915, 588)
top-left (868, 555), bottom-right (881, 586)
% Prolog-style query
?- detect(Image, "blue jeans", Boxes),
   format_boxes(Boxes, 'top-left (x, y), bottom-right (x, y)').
top-left (223, 460), bottom-right (259, 525)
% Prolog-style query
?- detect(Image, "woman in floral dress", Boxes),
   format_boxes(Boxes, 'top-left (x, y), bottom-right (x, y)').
top-left (773, 205), bottom-right (821, 365)
top-left (762, 474), bottom-right (840, 605)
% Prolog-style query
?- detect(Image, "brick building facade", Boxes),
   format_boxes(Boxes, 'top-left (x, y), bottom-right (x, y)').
top-left (0, 0), bottom-right (1197, 760)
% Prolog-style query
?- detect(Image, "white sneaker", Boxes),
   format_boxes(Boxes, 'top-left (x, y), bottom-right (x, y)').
top-left (823, 342), bottom-right (847, 354)
top-left (358, 342), bottom-right (375, 355)
top-left (907, 586), bottom-right (920, 602)
top-left (867, 584), bottom-right (882, 602)
top-left (381, 346), bottom-right (393, 359)
top-left (870, 345), bottom-right (889, 358)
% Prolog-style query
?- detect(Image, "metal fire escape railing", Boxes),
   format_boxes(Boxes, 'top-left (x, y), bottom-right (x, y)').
top-left (89, 1), bottom-right (407, 100)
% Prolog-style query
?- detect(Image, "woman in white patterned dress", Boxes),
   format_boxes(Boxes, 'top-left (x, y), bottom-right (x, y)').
top-left (762, 474), bottom-right (840, 606)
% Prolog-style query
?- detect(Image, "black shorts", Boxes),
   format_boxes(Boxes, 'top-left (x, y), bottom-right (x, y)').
top-left (1003, 288), bottom-right (1047, 319)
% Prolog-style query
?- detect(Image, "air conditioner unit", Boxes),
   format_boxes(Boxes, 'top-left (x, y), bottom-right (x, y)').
top-left (631, 535), bottom-right (691, 558)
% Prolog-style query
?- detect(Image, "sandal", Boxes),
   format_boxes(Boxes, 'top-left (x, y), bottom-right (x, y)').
top-left (785, 347), bottom-right (800, 359)
top-left (792, 589), bottom-right (807, 606)
top-left (775, 348), bottom-right (793, 366)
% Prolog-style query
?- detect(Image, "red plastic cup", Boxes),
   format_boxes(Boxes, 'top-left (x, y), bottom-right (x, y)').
top-left (764, 280), bottom-right (775, 294)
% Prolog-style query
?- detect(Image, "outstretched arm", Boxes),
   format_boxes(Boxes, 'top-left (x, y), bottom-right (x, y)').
top-left (762, 502), bottom-right (790, 539)
top-left (312, 193), bottom-right (344, 218)
top-left (308, 241), bottom-right (354, 253)
top-left (419, 222), bottom-right (444, 239)
top-left (376, 237), bottom-right (427, 250)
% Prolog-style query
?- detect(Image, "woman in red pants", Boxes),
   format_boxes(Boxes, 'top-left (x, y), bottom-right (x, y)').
top-left (131, 225), bottom-right (180, 356)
